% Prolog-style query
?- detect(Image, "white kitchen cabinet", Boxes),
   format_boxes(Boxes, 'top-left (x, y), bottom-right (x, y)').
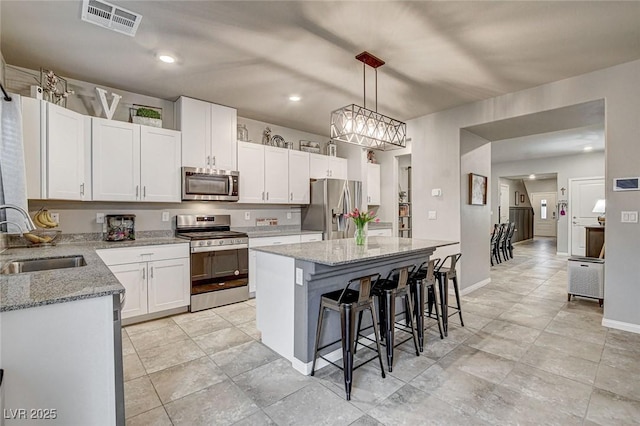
top-left (45, 102), bottom-right (89, 200)
top-left (248, 233), bottom-right (322, 294)
top-left (288, 150), bottom-right (310, 203)
top-left (368, 228), bottom-right (392, 237)
top-left (309, 153), bottom-right (348, 180)
top-left (367, 163), bottom-right (381, 205)
top-left (237, 142), bottom-right (289, 204)
top-left (176, 96), bottom-right (237, 171)
top-left (97, 244), bottom-right (190, 321)
top-left (92, 118), bottom-right (181, 202)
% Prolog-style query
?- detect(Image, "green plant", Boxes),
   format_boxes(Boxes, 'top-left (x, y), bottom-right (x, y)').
top-left (136, 108), bottom-right (161, 119)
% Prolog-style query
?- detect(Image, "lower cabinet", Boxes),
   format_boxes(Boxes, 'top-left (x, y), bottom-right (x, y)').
top-left (368, 228), bottom-right (392, 237)
top-left (97, 244), bottom-right (190, 320)
top-left (248, 233), bottom-right (322, 294)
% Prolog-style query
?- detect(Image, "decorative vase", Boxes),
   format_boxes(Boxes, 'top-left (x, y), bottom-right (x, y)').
top-left (354, 226), bottom-right (366, 246)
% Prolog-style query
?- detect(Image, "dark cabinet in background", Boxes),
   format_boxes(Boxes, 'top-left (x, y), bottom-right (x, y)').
top-left (509, 207), bottom-right (534, 243)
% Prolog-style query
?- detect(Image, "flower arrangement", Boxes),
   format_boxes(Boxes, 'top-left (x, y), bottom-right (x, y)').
top-left (347, 208), bottom-right (379, 245)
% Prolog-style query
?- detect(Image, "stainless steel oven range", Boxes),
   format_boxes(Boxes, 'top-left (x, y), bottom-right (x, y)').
top-left (176, 214), bottom-right (249, 312)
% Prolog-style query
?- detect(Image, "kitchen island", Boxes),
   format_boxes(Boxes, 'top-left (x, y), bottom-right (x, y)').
top-left (253, 236), bottom-right (457, 375)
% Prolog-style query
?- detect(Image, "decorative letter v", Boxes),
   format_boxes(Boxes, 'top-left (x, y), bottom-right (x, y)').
top-left (96, 87), bottom-right (122, 120)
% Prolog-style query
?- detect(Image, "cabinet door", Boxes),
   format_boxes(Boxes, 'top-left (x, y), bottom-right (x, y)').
top-left (367, 163), bottom-right (381, 205)
top-left (309, 153), bottom-right (329, 179)
top-left (140, 127), bottom-right (181, 202)
top-left (209, 103), bottom-right (237, 171)
top-left (147, 258), bottom-right (190, 313)
top-left (92, 118), bottom-right (141, 201)
top-left (46, 103), bottom-right (86, 200)
top-left (110, 262), bottom-right (148, 319)
top-left (237, 142), bottom-right (265, 203)
top-left (289, 150), bottom-right (310, 204)
top-left (176, 97), bottom-right (209, 168)
top-left (329, 157), bottom-right (348, 180)
top-left (22, 97), bottom-right (43, 199)
top-left (264, 146), bottom-right (289, 203)
top-left (300, 233), bottom-right (322, 242)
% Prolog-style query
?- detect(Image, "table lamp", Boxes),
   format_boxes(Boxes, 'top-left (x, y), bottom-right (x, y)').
top-left (592, 199), bottom-right (606, 226)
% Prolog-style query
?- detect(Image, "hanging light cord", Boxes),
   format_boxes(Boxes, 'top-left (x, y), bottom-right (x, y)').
top-left (361, 62), bottom-right (379, 112)
top-left (0, 83), bottom-right (11, 102)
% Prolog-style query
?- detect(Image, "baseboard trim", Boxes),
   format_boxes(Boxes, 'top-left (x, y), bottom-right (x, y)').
top-left (602, 318), bottom-right (640, 335)
top-left (460, 278), bottom-right (491, 296)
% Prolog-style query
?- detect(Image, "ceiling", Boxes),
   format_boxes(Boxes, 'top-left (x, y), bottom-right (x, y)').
top-left (2, 1), bottom-right (640, 137)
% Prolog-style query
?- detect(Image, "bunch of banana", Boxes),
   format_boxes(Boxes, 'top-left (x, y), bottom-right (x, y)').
top-left (33, 208), bottom-right (59, 229)
top-left (23, 233), bottom-right (53, 243)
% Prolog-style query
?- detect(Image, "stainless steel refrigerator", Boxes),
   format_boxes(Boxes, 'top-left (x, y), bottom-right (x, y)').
top-left (302, 178), bottom-right (362, 240)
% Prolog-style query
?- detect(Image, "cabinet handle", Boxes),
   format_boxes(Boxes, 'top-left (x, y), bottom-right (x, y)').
top-left (150, 266), bottom-right (154, 278)
top-left (290, 192), bottom-right (293, 201)
top-left (142, 268), bottom-right (145, 280)
top-left (262, 192), bottom-right (265, 201)
top-left (266, 192), bottom-right (269, 200)
top-left (207, 155), bottom-right (211, 166)
top-left (212, 156), bottom-right (216, 166)
top-left (140, 253), bottom-right (154, 257)
top-left (80, 183), bottom-right (85, 196)
top-left (143, 186), bottom-right (146, 198)
top-left (136, 185), bottom-right (139, 198)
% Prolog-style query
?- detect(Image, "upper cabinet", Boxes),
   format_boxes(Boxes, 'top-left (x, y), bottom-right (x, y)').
top-left (45, 102), bottom-right (90, 200)
top-left (92, 118), bottom-right (181, 202)
top-left (288, 150), bottom-right (310, 204)
top-left (237, 142), bottom-right (289, 204)
top-left (366, 163), bottom-right (381, 205)
top-left (309, 153), bottom-right (347, 180)
top-left (176, 96), bottom-right (237, 171)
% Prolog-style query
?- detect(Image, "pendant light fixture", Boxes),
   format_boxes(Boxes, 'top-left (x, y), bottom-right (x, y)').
top-left (330, 51), bottom-right (406, 150)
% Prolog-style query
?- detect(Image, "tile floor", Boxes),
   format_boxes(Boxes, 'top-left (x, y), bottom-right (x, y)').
top-left (123, 238), bottom-right (640, 425)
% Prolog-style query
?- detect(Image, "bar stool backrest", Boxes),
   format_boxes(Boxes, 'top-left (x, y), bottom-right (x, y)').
top-left (436, 253), bottom-right (462, 278)
top-left (383, 266), bottom-right (410, 291)
top-left (338, 273), bottom-right (381, 304)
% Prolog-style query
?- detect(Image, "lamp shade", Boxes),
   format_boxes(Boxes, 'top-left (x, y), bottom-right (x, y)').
top-left (592, 199), bottom-right (606, 214)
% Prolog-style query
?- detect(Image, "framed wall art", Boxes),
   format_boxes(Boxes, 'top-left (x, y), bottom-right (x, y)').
top-left (469, 173), bottom-right (488, 205)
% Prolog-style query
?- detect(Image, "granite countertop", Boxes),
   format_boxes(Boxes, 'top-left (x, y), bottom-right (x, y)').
top-left (0, 237), bottom-right (187, 312)
top-left (233, 227), bottom-right (323, 238)
top-left (252, 237), bottom-right (457, 266)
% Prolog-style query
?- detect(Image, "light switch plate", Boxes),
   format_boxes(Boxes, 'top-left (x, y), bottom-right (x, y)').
top-left (96, 213), bottom-right (105, 224)
top-left (295, 268), bottom-right (303, 285)
top-left (621, 211), bottom-right (638, 223)
top-left (161, 211), bottom-right (170, 222)
top-left (244, 212), bottom-right (251, 221)
top-left (431, 188), bottom-right (442, 197)
top-left (428, 211), bottom-right (437, 220)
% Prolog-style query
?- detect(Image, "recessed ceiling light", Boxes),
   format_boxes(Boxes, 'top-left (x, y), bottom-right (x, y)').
top-left (158, 55), bottom-right (175, 64)
top-left (529, 174), bottom-right (536, 180)
top-left (289, 95), bottom-right (301, 102)
top-left (584, 146), bottom-right (593, 152)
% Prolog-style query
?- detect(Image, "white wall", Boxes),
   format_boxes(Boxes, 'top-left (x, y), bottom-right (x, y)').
top-left (493, 152), bottom-right (604, 253)
top-left (406, 59), bottom-right (640, 331)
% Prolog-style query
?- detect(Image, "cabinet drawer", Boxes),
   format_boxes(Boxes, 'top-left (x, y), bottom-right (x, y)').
top-left (300, 233), bottom-right (322, 242)
top-left (368, 229), bottom-right (392, 237)
top-left (249, 235), bottom-right (300, 248)
top-left (97, 243), bottom-right (189, 266)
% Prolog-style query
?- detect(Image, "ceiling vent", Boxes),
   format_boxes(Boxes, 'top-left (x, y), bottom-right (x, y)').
top-left (81, 0), bottom-right (142, 37)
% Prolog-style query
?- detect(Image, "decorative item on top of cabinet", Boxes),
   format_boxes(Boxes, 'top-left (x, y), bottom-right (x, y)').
top-left (300, 140), bottom-right (321, 153)
top-left (95, 87), bottom-right (122, 120)
top-left (237, 124), bottom-right (249, 142)
top-left (40, 68), bottom-right (74, 106)
top-left (326, 140), bottom-right (337, 156)
top-left (367, 149), bottom-right (376, 163)
top-left (262, 127), bottom-right (272, 145)
top-left (130, 105), bottom-right (162, 128)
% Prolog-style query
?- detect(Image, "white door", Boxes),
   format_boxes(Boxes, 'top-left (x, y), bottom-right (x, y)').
top-left (46, 103), bottom-right (86, 200)
top-left (289, 150), bottom-right (310, 203)
top-left (140, 127), bottom-right (181, 202)
top-left (264, 146), bottom-right (289, 203)
top-left (309, 153), bottom-right (329, 178)
top-left (570, 178), bottom-right (605, 256)
top-left (147, 258), bottom-right (190, 313)
top-left (531, 192), bottom-right (558, 237)
top-left (110, 262), bottom-right (148, 319)
top-left (499, 184), bottom-right (510, 223)
top-left (177, 97), bottom-right (209, 169)
top-left (237, 142), bottom-right (265, 203)
top-left (367, 163), bottom-right (381, 205)
top-left (92, 118), bottom-right (140, 201)
top-left (209, 103), bottom-right (237, 171)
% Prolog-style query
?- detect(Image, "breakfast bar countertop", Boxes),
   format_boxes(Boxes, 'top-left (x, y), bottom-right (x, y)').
top-left (0, 237), bottom-right (186, 312)
top-left (252, 236), bottom-right (457, 266)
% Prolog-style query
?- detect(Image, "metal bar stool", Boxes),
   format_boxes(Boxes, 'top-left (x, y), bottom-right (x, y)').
top-left (434, 253), bottom-right (463, 336)
top-left (367, 267), bottom-right (420, 372)
top-left (310, 273), bottom-right (385, 401)
top-left (409, 258), bottom-right (444, 351)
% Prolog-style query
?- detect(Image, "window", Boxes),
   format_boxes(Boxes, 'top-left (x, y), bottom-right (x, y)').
top-left (541, 199), bottom-right (547, 219)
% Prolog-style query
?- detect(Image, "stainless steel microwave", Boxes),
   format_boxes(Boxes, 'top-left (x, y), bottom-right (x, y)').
top-left (182, 167), bottom-right (239, 201)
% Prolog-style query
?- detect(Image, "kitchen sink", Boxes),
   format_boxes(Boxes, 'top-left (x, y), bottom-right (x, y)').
top-left (1, 255), bottom-right (87, 275)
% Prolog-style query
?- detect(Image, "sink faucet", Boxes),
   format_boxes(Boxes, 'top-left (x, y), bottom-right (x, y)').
top-left (0, 204), bottom-right (36, 232)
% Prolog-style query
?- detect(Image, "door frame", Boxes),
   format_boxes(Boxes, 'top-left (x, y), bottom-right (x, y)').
top-left (499, 183), bottom-right (510, 223)
top-left (530, 191), bottom-right (558, 237)
top-left (567, 176), bottom-right (605, 256)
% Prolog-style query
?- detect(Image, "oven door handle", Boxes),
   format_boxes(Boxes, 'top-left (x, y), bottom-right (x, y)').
top-left (191, 244), bottom-right (248, 253)
top-left (228, 175), bottom-right (235, 196)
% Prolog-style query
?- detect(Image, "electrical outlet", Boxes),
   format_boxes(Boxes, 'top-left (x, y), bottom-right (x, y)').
top-left (287, 212), bottom-right (292, 220)
top-left (161, 211), bottom-right (170, 222)
top-left (428, 211), bottom-right (437, 220)
top-left (244, 212), bottom-right (251, 220)
top-left (96, 213), bottom-right (105, 224)
top-left (50, 213), bottom-right (59, 223)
